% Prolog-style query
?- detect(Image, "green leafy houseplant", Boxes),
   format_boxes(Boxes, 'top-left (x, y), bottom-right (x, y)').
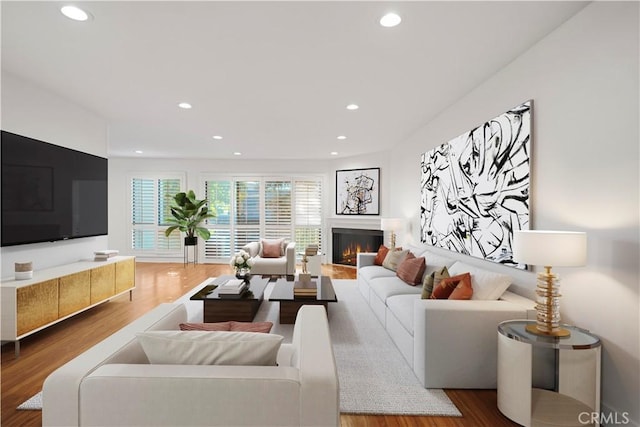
top-left (164, 190), bottom-right (215, 244)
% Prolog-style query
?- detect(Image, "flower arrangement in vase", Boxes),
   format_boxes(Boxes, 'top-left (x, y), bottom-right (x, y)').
top-left (230, 250), bottom-right (254, 279)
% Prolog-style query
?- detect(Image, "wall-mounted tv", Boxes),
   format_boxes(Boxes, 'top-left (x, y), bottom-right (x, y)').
top-left (1, 130), bottom-right (108, 247)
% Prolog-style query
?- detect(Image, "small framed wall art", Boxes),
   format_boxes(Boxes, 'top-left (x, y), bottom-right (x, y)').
top-left (336, 167), bottom-right (380, 215)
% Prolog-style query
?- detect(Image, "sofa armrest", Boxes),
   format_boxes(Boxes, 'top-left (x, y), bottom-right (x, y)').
top-left (43, 304), bottom-right (187, 427)
top-left (243, 241), bottom-right (260, 257)
top-left (79, 364), bottom-right (302, 426)
top-left (291, 305), bottom-right (339, 426)
top-left (413, 299), bottom-right (530, 389)
top-left (357, 252), bottom-right (376, 270)
top-left (285, 241), bottom-right (296, 275)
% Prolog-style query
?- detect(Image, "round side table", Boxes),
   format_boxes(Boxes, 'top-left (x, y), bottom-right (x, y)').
top-left (497, 320), bottom-right (601, 427)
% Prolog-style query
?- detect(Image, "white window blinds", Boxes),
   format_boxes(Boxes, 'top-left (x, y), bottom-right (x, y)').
top-left (130, 176), bottom-right (182, 254)
top-left (200, 176), bottom-right (323, 262)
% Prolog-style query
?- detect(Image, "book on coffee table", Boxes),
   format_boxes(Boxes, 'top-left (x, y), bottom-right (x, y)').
top-left (294, 280), bottom-right (317, 297)
top-left (218, 279), bottom-right (247, 294)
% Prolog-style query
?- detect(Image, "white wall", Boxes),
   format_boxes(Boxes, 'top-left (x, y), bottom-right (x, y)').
top-left (108, 150), bottom-right (390, 262)
top-left (389, 2), bottom-right (639, 424)
top-left (0, 72), bottom-right (109, 278)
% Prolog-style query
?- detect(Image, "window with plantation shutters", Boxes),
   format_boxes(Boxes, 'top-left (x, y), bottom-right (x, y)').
top-left (234, 180), bottom-right (261, 249)
top-left (204, 180), bottom-right (232, 259)
top-left (200, 175), bottom-right (323, 263)
top-left (294, 179), bottom-right (323, 255)
top-left (264, 180), bottom-right (292, 240)
top-left (130, 175), bottom-right (183, 255)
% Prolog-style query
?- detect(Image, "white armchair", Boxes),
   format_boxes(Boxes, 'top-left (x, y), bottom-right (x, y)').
top-left (242, 239), bottom-right (296, 276)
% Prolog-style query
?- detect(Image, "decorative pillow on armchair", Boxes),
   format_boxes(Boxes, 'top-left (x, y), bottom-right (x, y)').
top-left (261, 238), bottom-right (284, 258)
top-left (396, 252), bottom-right (426, 285)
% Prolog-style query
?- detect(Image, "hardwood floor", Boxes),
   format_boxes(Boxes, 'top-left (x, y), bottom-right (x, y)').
top-left (1, 262), bottom-right (517, 426)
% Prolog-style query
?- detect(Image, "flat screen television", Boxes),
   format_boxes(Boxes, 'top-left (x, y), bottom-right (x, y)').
top-left (1, 130), bottom-right (108, 247)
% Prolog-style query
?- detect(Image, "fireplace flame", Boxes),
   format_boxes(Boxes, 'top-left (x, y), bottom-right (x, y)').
top-left (340, 242), bottom-right (376, 266)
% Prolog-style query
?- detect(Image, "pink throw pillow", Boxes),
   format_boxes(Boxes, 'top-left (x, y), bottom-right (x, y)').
top-left (396, 252), bottom-right (426, 286)
top-left (262, 239), bottom-right (283, 258)
top-left (179, 322), bottom-right (231, 331)
top-left (179, 321), bottom-right (273, 334)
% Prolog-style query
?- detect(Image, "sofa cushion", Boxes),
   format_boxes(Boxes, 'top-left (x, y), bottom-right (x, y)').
top-left (179, 321), bottom-right (273, 333)
top-left (359, 265), bottom-right (397, 282)
top-left (448, 261), bottom-right (511, 300)
top-left (261, 238), bottom-right (284, 258)
top-left (386, 294), bottom-right (419, 335)
top-left (421, 266), bottom-right (449, 299)
top-left (396, 252), bottom-right (426, 285)
top-left (136, 330), bottom-right (283, 366)
top-left (382, 249), bottom-right (409, 272)
top-left (370, 276), bottom-right (422, 302)
top-left (423, 252), bottom-right (457, 276)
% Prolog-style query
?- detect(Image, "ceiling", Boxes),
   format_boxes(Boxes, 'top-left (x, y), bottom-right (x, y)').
top-left (1, 1), bottom-right (588, 160)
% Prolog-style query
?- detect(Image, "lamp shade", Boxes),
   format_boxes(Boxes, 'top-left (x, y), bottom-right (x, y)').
top-left (380, 218), bottom-right (403, 231)
top-left (512, 230), bottom-right (587, 267)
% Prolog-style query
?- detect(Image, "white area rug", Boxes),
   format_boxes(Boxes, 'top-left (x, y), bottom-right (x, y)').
top-left (17, 391), bottom-right (42, 410)
top-left (255, 279), bottom-right (461, 416)
top-left (20, 279), bottom-right (461, 416)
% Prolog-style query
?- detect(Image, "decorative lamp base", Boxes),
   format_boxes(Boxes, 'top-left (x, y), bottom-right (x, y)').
top-left (525, 324), bottom-right (571, 337)
top-left (531, 267), bottom-right (571, 338)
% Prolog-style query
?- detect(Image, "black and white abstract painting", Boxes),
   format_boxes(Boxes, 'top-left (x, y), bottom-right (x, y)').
top-left (420, 101), bottom-right (531, 268)
top-left (336, 167), bottom-right (380, 215)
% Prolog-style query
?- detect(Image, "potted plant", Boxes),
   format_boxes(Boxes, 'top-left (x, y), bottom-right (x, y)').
top-left (164, 190), bottom-right (215, 246)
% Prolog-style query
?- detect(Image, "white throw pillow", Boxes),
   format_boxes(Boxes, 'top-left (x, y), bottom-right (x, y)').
top-left (447, 261), bottom-right (512, 300)
top-left (136, 330), bottom-right (284, 366)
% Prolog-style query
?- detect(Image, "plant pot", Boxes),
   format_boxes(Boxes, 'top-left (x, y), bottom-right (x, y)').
top-left (184, 236), bottom-right (198, 246)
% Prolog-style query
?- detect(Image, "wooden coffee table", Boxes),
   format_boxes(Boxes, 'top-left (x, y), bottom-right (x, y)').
top-left (269, 275), bottom-right (337, 324)
top-left (190, 275), bottom-right (269, 322)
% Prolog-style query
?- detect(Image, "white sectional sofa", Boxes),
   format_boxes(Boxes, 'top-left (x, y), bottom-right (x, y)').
top-left (43, 304), bottom-right (339, 427)
top-left (357, 243), bottom-right (536, 389)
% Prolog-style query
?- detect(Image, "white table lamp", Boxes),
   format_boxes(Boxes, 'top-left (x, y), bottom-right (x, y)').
top-left (380, 218), bottom-right (404, 248)
top-left (512, 230), bottom-right (587, 337)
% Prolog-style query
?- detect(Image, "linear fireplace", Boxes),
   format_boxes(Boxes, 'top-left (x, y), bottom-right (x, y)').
top-left (332, 228), bottom-right (383, 266)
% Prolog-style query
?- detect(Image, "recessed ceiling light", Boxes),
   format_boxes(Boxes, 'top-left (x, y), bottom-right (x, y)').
top-left (135, 150), bottom-right (143, 154)
top-left (178, 102), bottom-right (192, 109)
top-left (212, 135), bottom-right (223, 140)
top-left (380, 12), bottom-right (401, 27)
top-left (346, 104), bottom-right (359, 110)
top-left (337, 135), bottom-right (347, 140)
top-left (330, 152), bottom-right (339, 156)
top-left (61, 5), bottom-right (90, 21)
top-left (233, 152), bottom-right (242, 156)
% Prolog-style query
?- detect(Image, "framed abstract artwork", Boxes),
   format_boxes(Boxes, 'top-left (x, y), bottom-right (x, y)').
top-left (336, 167), bottom-right (380, 215)
top-left (420, 101), bottom-right (531, 268)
